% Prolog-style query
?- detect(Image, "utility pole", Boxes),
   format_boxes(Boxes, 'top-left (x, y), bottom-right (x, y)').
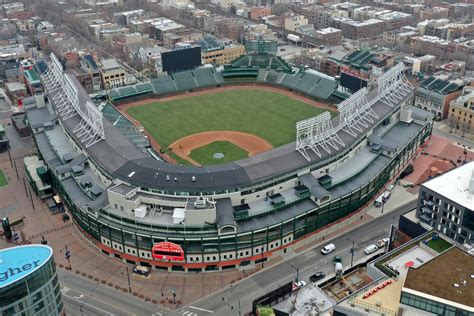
top-left (350, 240), bottom-right (355, 267)
top-left (65, 245), bottom-right (71, 270)
top-left (126, 266), bottom-right (132, 293)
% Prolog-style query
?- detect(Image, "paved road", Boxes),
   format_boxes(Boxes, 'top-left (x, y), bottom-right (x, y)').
top-left (432, 122), bottom-right (472, 148)
top-left (58, 269), bottom-right (169, 316)
top-left (59, 201), bottom-right (415, 316)
top-left (178, 201), bottom-right (417, 316)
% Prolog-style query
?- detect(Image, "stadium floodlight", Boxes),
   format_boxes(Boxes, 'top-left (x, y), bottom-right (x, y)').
top-left (337, 88), bottom-right (378, 137)
top-left (40, 53), bottom-right (105, 148)
top-left (377, 63), bottom-right (413, 107)
top-left (296, 111), bottom-right (345, 161)
top-left (73, 101), bottom-right (105, 148)
top-left (296, 116), bottom-right (318, 160)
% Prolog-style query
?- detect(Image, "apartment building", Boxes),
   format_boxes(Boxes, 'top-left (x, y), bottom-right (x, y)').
top-left (314, 28), bottom-right (342, 45)
top-left (448, 87), bottom-right (474, 135)
top-left (197, 36), bottom-right (245, 66)
top-left (416, 162), bottom-right (474, 245)
top-left (100, 59), bottom-right (126, 89)
top-left (414, 76), bottom-right (463, 120)
top-left (283, 14), bottom-right (308, 32)
top-left (250, 6), bottom-right (271, 20)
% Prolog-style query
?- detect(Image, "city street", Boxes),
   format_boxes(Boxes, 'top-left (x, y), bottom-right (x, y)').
top-left (58, 269), bottom-right (168, 316)
top-left (174, 200), bottom-right (417, 316)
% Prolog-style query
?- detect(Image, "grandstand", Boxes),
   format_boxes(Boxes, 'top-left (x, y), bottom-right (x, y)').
top-left (101, 102), bottom-right (151, 153)
top-left (105, 52), bottom-right (340, 103)
top-left (257, 69), bottom-right (338, 100)
top-left (108, 82), bottom-right (153, 101)
top-left (150, 67), bottom-right (224, 95)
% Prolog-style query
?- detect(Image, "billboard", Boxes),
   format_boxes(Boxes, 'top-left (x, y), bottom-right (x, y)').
top-left (340, 72), bottom-right (368, 93)
top-left (161, 47), bottom-right (202, 73)
top-left (152, 242), bottom-right (185, 261)
top-left (0, 245), bottom-right (53, 288)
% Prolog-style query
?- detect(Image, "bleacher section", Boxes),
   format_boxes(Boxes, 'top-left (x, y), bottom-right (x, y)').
top-left (229, 54), bottom-right (293, 73)
top-left (171, 71), bottom-right (198, 91)
top-left (150, 67), bottom-right (224, 95)
top-left (151, 75), bottom-right (178, 95)
top-left (114, 61), bottom-right (338, 103)
top-left (258, 69), bottom-right (338, 100)
top-left (222, 66), bottom-right (259, 78)
top-left (101, 103), bottom-right (151, 153)
top-left (108, 82), bottom-right (153, 101)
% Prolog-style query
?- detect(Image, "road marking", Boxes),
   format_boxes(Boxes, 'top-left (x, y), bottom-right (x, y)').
top-left (63, 293), bottom-right (114, 315)
top-left (61, 287), bottom-right (70, 294)
top-left (74, 294), bottom-right (84, 299)
top-left (188, 306), bottom-right (214, 313)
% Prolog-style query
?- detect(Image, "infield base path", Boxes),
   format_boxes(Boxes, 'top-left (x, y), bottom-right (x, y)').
top-left (170, 131), bottom-right (273, 166)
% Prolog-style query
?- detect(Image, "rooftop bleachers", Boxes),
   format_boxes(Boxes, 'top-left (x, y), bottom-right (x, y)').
top-left (101, 103), bottom-right (150, 153)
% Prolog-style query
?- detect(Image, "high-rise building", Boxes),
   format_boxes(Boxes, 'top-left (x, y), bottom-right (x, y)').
top-left (0, 245), bottom-right (64, 315)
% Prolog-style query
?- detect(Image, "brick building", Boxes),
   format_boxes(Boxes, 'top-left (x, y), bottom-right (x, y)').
top-left (250, 6), bottom-right (271, 21)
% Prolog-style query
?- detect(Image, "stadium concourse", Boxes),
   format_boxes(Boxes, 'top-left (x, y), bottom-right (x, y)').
top-left (24, 53), bottom-right (434, 272)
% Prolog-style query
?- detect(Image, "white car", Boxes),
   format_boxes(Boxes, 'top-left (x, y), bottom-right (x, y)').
top-left (321, 243), bottom-right (336, 255)
top-left (376, 238), bottom-right (390, 248)
top-left (292, 280), bottom-right (307, 291)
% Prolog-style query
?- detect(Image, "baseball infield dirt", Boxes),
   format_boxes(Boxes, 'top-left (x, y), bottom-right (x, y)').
top-left (169, 131), bottom-right (273, 166)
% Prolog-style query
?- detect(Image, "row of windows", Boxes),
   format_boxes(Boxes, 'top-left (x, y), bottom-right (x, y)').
top-left (400, 292), bottom-right (471, 316)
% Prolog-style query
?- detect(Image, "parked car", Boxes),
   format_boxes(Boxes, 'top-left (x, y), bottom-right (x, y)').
top-left (364, 244), bottom-right (379, 255)
top-left (377, 238), bottom-right (389, 248)
top-left (310, 272), bottom-right (326, 283)
top-left (321, 243), bottom-right (336, 255)
top-left (292, 280), bottom-right (307, 291)
top-left (132, 265), bottom-right (150, 276)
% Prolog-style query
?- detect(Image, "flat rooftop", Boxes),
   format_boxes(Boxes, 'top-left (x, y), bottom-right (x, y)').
top-left (403, 247), bottom-right (474, 308)
top-left (422, 161), bottom-right (474, 210)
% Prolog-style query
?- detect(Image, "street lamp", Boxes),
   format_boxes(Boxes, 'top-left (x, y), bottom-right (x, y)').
top-left (291, 264), bottom-right (299, 283)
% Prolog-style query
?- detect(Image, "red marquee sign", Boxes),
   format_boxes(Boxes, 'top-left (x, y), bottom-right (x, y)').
top-left (152, 242), bottom-right (185, 261)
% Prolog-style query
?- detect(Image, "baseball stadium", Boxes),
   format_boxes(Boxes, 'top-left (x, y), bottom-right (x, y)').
top-left (24, 53), bottom-right (434, 272)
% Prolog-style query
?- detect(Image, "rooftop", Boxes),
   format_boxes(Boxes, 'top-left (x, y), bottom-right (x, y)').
top-left (0, 245), bottom-right (53, 288)
top-left (419, 76), bottom-right (461, 95)
top-left (101, 58), bottom-right (122, 70)
top-left (422, 161), bottom-right (474, 210)
top-left (403, 247), bottom-right (474, 308)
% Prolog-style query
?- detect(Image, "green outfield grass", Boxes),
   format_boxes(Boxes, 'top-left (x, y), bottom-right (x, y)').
top-left (189, 141), bottom-right (248, 165)
top-left (126, 89), bottom-right (332, 150)
top-left (0, 170), bottom-right (7, 187)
